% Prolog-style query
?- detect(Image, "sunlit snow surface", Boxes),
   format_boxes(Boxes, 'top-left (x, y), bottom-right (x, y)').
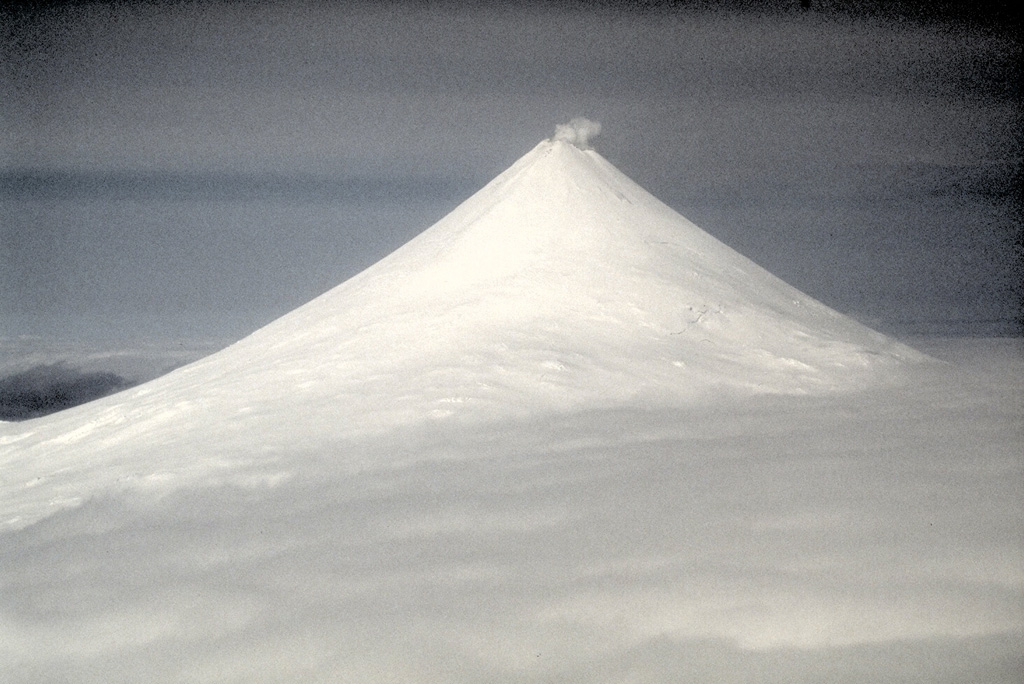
top-left (1, 140), bottom-right (1020, 681)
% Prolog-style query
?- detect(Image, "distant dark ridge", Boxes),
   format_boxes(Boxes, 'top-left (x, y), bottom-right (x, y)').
top-left (0, 170), bottom-right (476, 204)
top-left (0, 364), bottom-right (136, 421)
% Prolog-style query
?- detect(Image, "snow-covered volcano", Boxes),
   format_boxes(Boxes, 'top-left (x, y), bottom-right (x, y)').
top-left (165, 135), bottom-right (919, 409)
top-left (3, 134), bottom-right (1020, 684)
top-left (1, 134), bottom-right (925, 523)
top-left (224, 135), bottom-right (919, 408)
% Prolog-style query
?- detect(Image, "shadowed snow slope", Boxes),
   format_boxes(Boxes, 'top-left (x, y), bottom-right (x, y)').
top-left (1, 138), bottom-right (925, 526)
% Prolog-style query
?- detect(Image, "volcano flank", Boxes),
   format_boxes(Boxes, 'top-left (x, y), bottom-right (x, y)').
top-left (0, 130), bottom-right (927, 527)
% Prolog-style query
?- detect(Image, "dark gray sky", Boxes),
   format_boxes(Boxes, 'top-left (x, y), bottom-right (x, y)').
top-left (2, 0), bottom-right (1021, 350)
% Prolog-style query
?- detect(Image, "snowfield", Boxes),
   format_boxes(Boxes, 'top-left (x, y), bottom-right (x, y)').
top-left (1, 135), bottom-right (1020, 682)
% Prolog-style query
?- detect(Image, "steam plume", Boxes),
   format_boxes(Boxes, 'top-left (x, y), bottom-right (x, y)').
top-left (553, 117), bottom-right (602, 150)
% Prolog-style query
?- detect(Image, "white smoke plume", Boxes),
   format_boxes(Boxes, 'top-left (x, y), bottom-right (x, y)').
top-left (553, 117), bottom-right (602, 150)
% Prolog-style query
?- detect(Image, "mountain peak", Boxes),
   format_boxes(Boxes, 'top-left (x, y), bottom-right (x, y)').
top-left (126, 134), bottom-right (924, 418)
top-left (0, 134), bottom-right (927, 472)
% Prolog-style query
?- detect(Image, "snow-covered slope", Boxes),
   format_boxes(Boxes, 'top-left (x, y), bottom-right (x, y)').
top-left (1, 137), bottom-right (924, 527)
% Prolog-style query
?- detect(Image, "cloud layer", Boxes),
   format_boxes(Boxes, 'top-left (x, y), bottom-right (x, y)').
top-left (1, 340), bottom-right (1022, 681)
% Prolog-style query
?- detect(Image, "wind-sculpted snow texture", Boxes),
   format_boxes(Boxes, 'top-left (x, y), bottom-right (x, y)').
top-left (2, 139), bottom-right (1020, 682)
